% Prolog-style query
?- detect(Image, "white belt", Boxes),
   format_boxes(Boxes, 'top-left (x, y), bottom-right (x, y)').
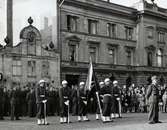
top-left (104, 94), bottom-right (111, 97)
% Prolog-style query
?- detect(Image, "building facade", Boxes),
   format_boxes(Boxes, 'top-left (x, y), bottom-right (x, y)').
top-left (0, 17), bottom-right (60, 89)
top-left (59, 0), bottom-right (167, 86)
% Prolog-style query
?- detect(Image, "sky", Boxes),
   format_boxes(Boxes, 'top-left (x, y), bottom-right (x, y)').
top-left (0, 0), bottom-right (167, 45)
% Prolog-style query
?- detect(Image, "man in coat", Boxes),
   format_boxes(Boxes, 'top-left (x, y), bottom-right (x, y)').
top-left (146, 76), bottom-right (162, 124)
top-left (10, 86), bottom-right (20, 120)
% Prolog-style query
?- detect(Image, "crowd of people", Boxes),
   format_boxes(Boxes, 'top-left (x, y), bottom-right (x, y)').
top-left (0, 76), bottom-right (167, 124)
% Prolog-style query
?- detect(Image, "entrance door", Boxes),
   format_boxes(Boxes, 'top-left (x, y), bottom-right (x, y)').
top-left (65, 75), bottom-right (79, 88)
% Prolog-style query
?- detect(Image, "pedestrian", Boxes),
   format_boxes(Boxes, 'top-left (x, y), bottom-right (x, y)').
top-left (26, 87), bottom-right (36, 117)
top-left (0, 84), bottom-right (4, 120)
top-left (10, 86), bottom-right (20, 120)
top-left (146, 76), bottom-right (162, 124)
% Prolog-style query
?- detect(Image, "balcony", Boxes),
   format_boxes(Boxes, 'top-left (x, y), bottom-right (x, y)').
top-left (61, 61), bottom-right (167, 73)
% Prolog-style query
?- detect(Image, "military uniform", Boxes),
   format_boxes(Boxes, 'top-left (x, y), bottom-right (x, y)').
top-left (10, 88), bottom-right (20, 120)
top-left (59, 86), bottom-right (71, 123)
top-left (146, 83), bottom-right (160, 123)
top-left (112, 85), bottom-right (121, 118)
top-left (35, 83), bottom-right (47, 125)
top-left (100, 84), bottom-right (113, 122)
top-left (78, 89), bottom-right (89, 121)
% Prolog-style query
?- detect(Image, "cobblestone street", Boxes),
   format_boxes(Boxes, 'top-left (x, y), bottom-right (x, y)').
top-left (0, 113), bottom-right (167, 130)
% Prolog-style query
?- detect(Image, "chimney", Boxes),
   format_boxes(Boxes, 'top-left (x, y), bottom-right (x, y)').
top-left (6, 0), bottom-right (13, 47)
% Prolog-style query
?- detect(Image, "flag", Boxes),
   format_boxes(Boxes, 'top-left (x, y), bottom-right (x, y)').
top-left (85, 57), bottom-right (93, 91)
top-left (85, 57), bottom-right (100, 92)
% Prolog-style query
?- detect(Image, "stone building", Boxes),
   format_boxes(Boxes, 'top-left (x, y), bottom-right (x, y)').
top-left (58, 0), bottom-right (167, 86)
top-left (0, 17), bottom-right (60, 89)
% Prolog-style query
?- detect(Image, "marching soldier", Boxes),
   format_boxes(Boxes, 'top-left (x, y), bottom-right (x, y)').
top-left (10, 86), bottom-right (20, 120)
top-left (146, 76), bottom-right (162, 124)
top-left (112, 80), bottom-right (122, 118)
top-left (78, 82), bottom-right (89, 122)
top-left (59, 80), bottom-right (71, 124)
top-left (35, 79), bottom-right (48, 125)
top-left (100, 78), bottom-right (113, 123)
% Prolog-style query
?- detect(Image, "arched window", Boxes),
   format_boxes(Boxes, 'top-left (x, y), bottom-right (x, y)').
top-left (147, 52), bottom-right (153, 66)
top-left (157, 49), bottom-right (163, 67)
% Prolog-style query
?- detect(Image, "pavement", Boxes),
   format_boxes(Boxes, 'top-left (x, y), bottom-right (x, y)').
top-left (0, 113), bottom-right (167, 130)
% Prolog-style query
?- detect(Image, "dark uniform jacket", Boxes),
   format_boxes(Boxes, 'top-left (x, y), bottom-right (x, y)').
top-left (35, 86), bottom-right (46, 104)
top-left (59, 87), bottom-right (71, 107)
top-left (100, 85), bottom-right (113, 104)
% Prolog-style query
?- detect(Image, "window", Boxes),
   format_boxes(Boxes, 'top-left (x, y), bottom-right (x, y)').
top-left (41, 61), bottom-right (50, 78)
top-left (107, 23), bottom-right (117, 38)
top-left (12, 59), bottom-right (22, 76)
top-left (157, 49), bottom-right (163, 67)
top-left (67, 15), bottom-right (78, 32)
top-left (125, 27), bottom-right (133, 40)
top-left (147, 52), bottom-right (153, 66)
top-left (27, 31), bottom-right (36, 55)
top-left (69, 44), bottom-right (76, 62)
top-left (126, 50), bottom-right (133, 66)
top-left (108, 47), bottom-right (117, 64)
top-left (158, 32), bottom-right (165, 43)
top-left (89, 46), bottom-right (97, 63)
top-left (27, 61), bottom-right (36, 77)
top-left (88, 19), bottom-right (98, 35)
top-left (147, 29), bottom-right (153, 38)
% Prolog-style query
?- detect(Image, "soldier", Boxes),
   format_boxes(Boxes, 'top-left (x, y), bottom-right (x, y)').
top-left (78, 82), bottom-right (89, 122)
top-left (146, 76), bottom-right (162, 124)
top-left (26, 87), bottom-right (36, 117)
top-left (35, 79), bottom-right (48, 125)
top-left (100, 78), bottom-right (113, 123)
top-left (10, 86), bottom-right (20, 120)
top-left (111, 81), bottom-right (122, 118)
top-left (59, 80), bottom-right (71, 124)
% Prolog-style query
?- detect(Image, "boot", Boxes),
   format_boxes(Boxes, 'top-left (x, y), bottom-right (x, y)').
top-left (37, 119), bottom-right (41, 125)
top-left (64, 117), bottom-right (67, 123)
top-left (78, 116), bottom-right (81, 122)
top-left (60, 117), bottom-right (63, 124)
top-left (111, 113), bottom-right (115, 119)
top-left (83, 116), bottom-right (89, 121)
top-left (96, 114), bottom-right (99, 120)
top-left (41, 119), bottom-right (45, 125)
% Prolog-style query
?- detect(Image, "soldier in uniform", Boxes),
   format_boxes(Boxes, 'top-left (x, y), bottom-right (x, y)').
top-left (111, 80), bottom-right (121, 118)
top-left (59, 80), bottom-right (71, 124)
top-left (100, 78), bottom-right (113, 123)
top-left (10, 86), bottom-right (20, 120)
top-left (78, 82), bottom-right (89, 122)
top-left (35, 79), bottom-right (48, 125)
top-left (146, 76), bottom-right (162, 124)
